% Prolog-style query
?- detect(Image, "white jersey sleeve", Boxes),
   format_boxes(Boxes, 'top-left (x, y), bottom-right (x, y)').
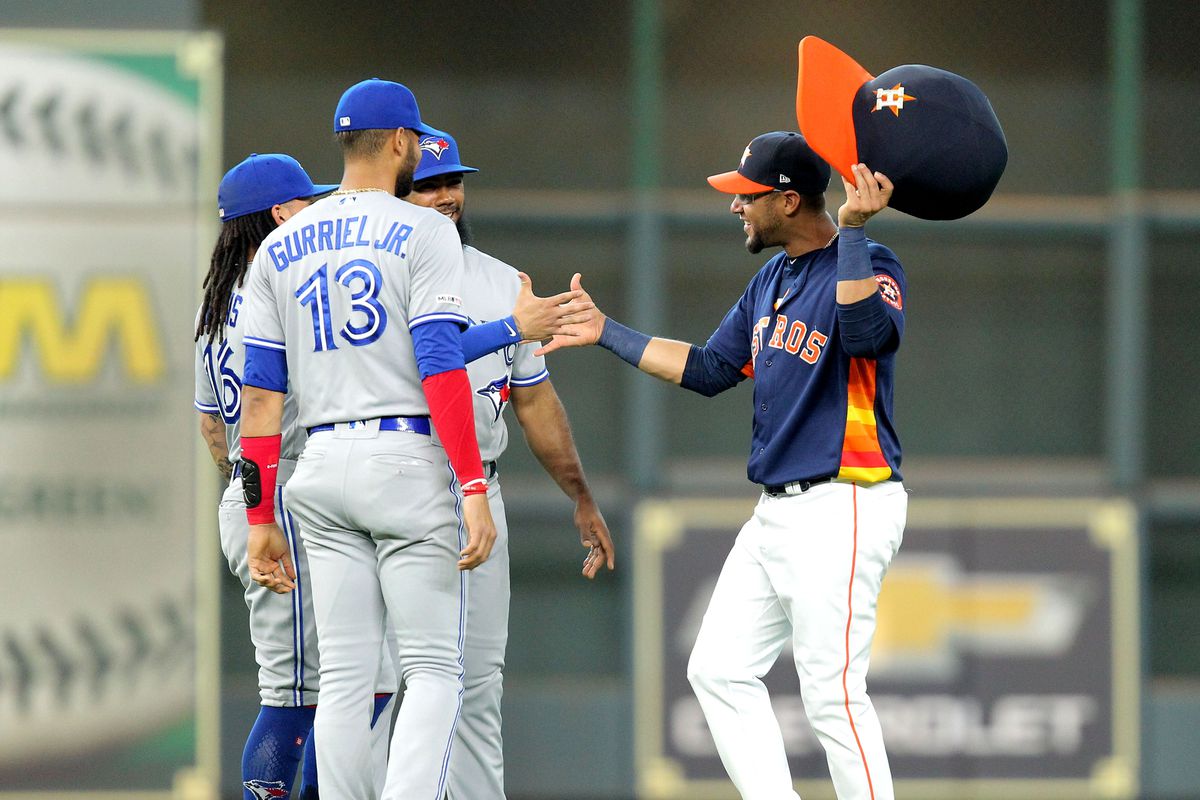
top-left (194, 332), bottom-right (219, 414)
top-left (510, 341), bottom-right (548, 387)
top-left (407, 216), bottom-right (469, 331)
top-left (242, 251), bottom-right (287, 355)
top-left (460, 246), bottom-right (550, 462)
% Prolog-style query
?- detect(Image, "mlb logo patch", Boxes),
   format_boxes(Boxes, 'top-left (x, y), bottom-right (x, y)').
top-left (338, 115), bottom-right (351, 128)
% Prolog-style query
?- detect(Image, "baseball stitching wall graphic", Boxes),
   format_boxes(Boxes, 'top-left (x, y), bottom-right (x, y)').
top-left (0, 29), bottom-right (220, 795)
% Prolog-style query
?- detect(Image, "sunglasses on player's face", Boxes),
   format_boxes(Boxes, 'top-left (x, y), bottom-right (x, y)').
top-left (734, 189), bottom-right (781, 206)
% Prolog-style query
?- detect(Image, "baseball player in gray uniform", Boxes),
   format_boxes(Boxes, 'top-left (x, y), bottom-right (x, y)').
top-left (194, 152), bottom-right (399, 799)
top-left (238, 78), bottom-right (501, 800)
top-left (404, 129), bottom-right (616, 799)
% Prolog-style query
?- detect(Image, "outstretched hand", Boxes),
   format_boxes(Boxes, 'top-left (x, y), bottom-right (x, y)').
top-left (534, 273), bottom-right (606, 356)
top-left (512, 271), bottom-right (595, 342)
top-left (837, 163), bottom-right (894, 228)
top-left (576, 495), bottom-right (615, 579)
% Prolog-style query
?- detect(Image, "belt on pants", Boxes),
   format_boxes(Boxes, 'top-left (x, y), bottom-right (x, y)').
top-left (307, 416), bottom-right (431, 436)
top-left (761, 476), bottom-right (833, 497)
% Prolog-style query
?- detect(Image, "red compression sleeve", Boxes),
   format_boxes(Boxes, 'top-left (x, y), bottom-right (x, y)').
top-left (422, 369), bottom-right (487, 495)
top-left (241, 433), bottom-right (281, 524)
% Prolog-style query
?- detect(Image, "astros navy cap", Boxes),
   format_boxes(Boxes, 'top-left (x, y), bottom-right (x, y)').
top-left (217, 153), bottom-right (337, 221)
top-left (334, 78), bottom-right (440, 136)
top-left (796, 36), bottom-right (1008, 220)
top-left (707, 131), bottom-right (831, 195)
top-left (413, 129), bottom-right (479, 183)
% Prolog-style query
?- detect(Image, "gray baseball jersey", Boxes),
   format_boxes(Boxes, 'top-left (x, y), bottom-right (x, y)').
top-left (242, 188), bottom-right (476, 800)
top-left (242, 191), bottom-right (467, 426)
top-left (461, 245), bottom-right (548, 462)
top-left (194, 301), bottom-right (303, 460)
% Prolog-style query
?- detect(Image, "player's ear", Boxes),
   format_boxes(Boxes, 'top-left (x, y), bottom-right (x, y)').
top-left (270, 203), bottom-right (287, 226)
top-left (392, 127), bottom-right (412, 159)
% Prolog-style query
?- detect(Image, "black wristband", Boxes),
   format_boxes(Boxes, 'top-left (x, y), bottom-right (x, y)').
top-left (241, 457), bottom-right (262, 507)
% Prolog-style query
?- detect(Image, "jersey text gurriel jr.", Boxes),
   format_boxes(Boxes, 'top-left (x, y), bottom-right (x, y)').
top-left (240, 192), bottom-right (467, 429)
top-left (705, 238), bottom-right (907, 487)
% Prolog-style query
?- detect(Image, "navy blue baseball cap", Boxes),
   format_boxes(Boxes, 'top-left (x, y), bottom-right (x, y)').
top-left (707, 131), bottom-right (831, 195)
top-left (796, 36), bottom-right (1008, 220)
top-left (413, 130), bottom-right (479, 183)
top-left (334, 78), bottom-right (440, 136)
top-left (217, 153), bottom-right (337, 220)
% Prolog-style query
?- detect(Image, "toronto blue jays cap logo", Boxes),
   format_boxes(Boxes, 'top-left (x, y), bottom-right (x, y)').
top-left (419, 135), bottom-right (452, 160)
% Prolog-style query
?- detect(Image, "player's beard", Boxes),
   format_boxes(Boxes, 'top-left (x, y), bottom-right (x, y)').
top-left (393, 140), bottom-right (419, 197)
top-left (745, 208), bottom-right (782, 255)
top-left (456, 209), bottom-right (473, 246)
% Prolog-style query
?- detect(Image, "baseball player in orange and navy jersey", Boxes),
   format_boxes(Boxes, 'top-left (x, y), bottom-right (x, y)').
top-left (542, 131), bottom-right (908, 800)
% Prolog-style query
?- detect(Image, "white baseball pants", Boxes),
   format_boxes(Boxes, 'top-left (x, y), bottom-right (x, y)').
top-left (285, 425), bottom-right (467, 800)
top-left (687, 481), bottom-right (906, 800)
top-left (446, 476), bottom-right (510, 800)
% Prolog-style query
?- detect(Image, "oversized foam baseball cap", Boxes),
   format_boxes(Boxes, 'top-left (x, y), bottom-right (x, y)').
top-left (707, 130), bottom-right (831, 195)
top-left (333, 78), bottom-right (441, 136)
top-left (413, 129), bottom-right (479, 183)
top-left (796, 36), bottom-right (1008, 220)
top-left (217, 153), bottom-right (337, 221)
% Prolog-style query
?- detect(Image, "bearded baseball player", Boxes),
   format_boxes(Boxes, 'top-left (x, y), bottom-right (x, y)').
top-left (238, 78), bottom-right (496, 800)
top-left (542, 131), bottom-right (908, 800)
top-left (404, 129), bottom-right (616, 800)
top-left (194, 153), bottom-right (400, 800)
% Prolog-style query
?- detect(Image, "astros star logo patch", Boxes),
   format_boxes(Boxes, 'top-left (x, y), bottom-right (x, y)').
top-left (875, 274), bottom-right (903, 310)
top-left (739, 145), bottom-right (752, 168)
top-left (872, 84), bottom-right (917, 116)
top-left (419, 136), bottom-right (451, 159)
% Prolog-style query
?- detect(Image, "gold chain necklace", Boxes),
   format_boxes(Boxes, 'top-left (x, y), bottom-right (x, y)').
top-left (330, 187), bottom-right (389, 196)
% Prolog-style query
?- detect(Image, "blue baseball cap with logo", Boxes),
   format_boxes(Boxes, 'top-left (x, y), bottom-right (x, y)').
top-left (334, 78), bottom-right (441, 136)
top-left (413, 130), bottom-right (479, 183)
top-left (217, 153), bottom-right (337, 221)
top-left (796, 36), bottom-right (1007, 221)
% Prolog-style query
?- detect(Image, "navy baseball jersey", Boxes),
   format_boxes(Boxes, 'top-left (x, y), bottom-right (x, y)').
top-left (706, 237), bottom-right (906, 487)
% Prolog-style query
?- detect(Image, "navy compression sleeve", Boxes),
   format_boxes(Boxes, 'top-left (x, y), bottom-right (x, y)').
top-left (680, 344), bottom-right (747, 397)
top-left (836, 226), bottom-right (900, 357)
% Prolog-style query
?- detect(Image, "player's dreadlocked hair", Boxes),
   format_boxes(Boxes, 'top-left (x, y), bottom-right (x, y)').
top-left (195, 208), bottom-right (277, 343)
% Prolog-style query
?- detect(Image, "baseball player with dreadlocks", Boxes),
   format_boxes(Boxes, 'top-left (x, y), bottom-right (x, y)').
top-left (194, 153), bottom-right (401, 800)
top-left (404, 128), bottom-right (615, 800)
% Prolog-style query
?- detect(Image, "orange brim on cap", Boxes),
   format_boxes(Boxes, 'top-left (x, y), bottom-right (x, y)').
top-left (706, 169), bottom-right (775, 194)
top-left (796, 36), bottom-right (874, 182)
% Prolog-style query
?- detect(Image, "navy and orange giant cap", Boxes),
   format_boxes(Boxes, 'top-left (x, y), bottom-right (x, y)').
top-left (707, 131), bottom-right (831, 196)
top-left (796, 36), bottom-right (1008, 220)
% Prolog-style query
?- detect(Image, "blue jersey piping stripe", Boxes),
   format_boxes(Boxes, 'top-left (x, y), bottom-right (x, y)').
top-left (435, 462), bottom-right (468, 799)
top-left (244, 336), bottom-right (286, 351)
top-left (194, 399), bottom-right (219, 413)
top-left (409, 312), bottom-right (468, 330)
top-left (509, 369), bottom-right (549, 387)
top-left (278, 485), bottom-right (303, 707)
